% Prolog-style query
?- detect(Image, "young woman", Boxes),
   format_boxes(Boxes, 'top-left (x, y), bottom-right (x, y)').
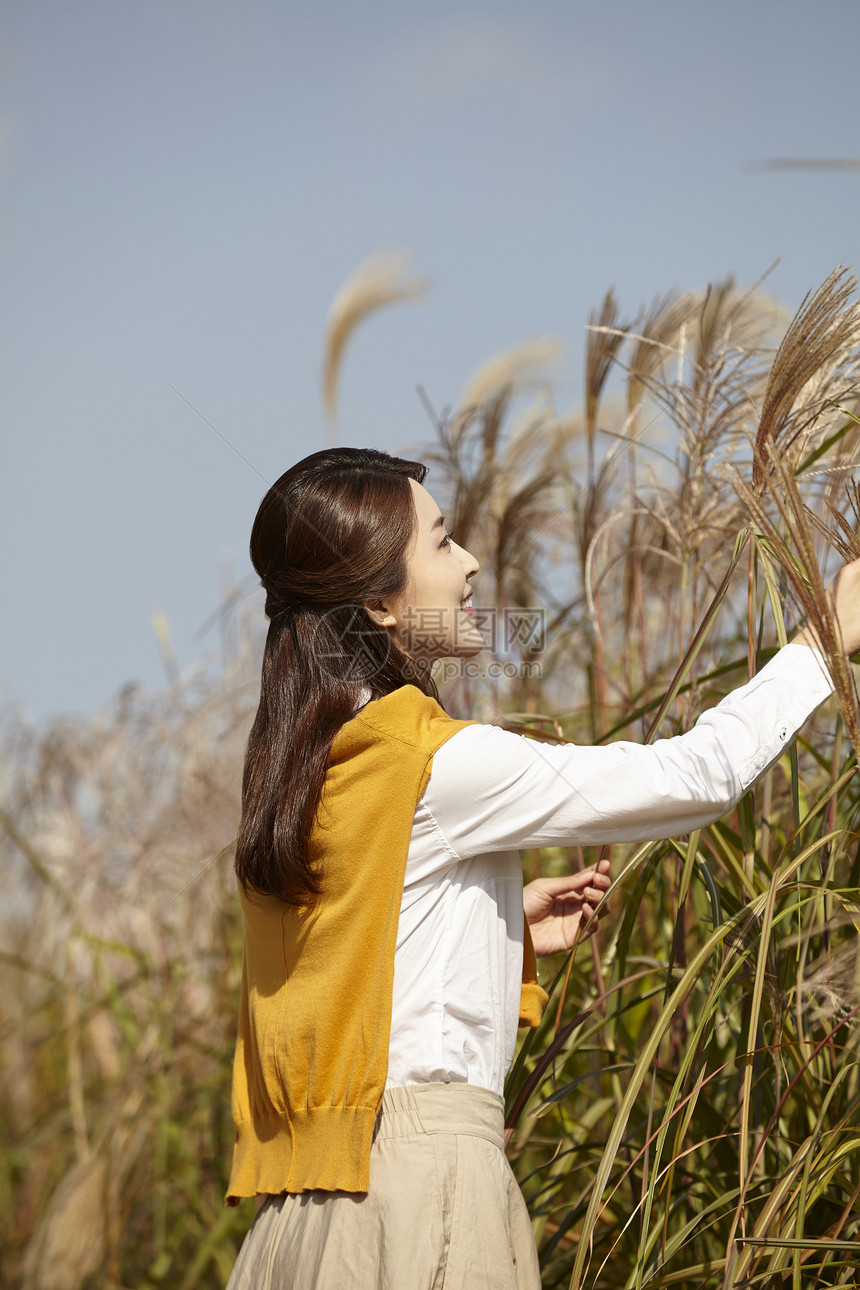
top-left (224, 446), bottom-right (860, 1290)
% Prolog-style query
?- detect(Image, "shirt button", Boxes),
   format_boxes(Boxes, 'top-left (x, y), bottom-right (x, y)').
top-left (778, 725), bottom-right (789, 741)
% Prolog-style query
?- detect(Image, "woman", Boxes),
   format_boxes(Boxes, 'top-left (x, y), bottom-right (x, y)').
top-left (224, 446), bottom-right (859, 1290)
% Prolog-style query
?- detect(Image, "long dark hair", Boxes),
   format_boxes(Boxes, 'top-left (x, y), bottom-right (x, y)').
top-left (235, 446), bottom-right (440, 906)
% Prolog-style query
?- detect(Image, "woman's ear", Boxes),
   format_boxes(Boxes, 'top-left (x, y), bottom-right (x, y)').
top-left (363, 600), bottom-right (397, 628)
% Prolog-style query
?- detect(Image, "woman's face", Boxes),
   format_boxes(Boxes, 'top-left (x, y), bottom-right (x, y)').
top-left (367, 478), bottom-right (484, 662)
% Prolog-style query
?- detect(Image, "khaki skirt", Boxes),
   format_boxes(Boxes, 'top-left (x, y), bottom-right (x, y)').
top-left (225, 1082), bottom-right (541, 1290)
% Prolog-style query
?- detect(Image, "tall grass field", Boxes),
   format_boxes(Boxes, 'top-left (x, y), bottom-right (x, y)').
top-left (3, 262), bottom-right (860, 1289)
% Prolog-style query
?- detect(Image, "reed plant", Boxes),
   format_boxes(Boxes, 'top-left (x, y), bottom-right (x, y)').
top-left (2, 263), bottom-right (860, 1288)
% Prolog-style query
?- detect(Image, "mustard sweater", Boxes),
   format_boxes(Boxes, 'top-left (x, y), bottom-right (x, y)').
top-left (226, 684), bottom-right (549, 1203)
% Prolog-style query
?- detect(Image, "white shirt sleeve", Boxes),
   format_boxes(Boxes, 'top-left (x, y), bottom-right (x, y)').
top-left (422, 643), bottom-right (835, 859)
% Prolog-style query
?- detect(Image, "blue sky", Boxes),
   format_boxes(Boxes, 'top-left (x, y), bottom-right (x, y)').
top-left (2, 0), bottom-right (859, 725)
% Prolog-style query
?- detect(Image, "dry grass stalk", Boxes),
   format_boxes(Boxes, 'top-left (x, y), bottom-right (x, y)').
top-left (424, 346), bottom-right (563, 576)
top-left (589, 277), bottom-right (783, 693)
top-left (21, 1157), bottom-right (108, 1290)
top-left (458, 337), bottom-right (562, 413)
top-left (322, 249), bottom-right (429, 431)
top-left (753, 266), bottom-right (860, 491)
top-left (625, 289), bottom-right (701, 421)
top-left (807, 477), bottom-right (860, 562)
top-left (585, 289), bottom-right (627, 475)
top-left (731, 443), bottom-right (860, 755)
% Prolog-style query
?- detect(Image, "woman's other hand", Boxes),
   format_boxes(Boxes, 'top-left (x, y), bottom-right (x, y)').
top-left (795, 555), bottom-right (860, 657)
top-left (524, 860), bottom-right (611, 957)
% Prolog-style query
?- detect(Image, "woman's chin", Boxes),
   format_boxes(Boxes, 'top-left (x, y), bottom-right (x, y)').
top-left (448, 638), bottom-right (486, 661)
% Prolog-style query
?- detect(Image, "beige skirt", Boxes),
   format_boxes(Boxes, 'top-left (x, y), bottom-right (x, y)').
top-left (225, 1083), bottom-right (541, 1290)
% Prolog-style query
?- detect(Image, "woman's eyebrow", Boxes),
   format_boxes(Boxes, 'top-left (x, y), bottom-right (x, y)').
top-left (432, 515), bottom-right (445, 531)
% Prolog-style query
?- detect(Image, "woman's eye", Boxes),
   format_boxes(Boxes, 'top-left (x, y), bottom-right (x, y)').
top-left (441, 530), bottom-right (454, 548)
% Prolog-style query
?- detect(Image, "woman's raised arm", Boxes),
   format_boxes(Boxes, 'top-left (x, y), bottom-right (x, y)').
top-left (420, 556), bottom-right (860, 863)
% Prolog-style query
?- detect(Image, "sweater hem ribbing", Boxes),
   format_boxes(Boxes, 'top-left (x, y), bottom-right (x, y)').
top-left (519, 982), bottom-right (549, 1028)
top-left (226, 1104), bottom-right (380, 1205)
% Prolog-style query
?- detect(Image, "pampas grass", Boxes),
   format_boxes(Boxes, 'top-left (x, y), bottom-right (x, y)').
top-left (3, 262), bottom-right (860, 1288)
top-left (459, 337), bottom-right (563, 412)
top-left (753, 266), bottom-right (860, 490)
top-left (322, 249), bottom-right (429, 437)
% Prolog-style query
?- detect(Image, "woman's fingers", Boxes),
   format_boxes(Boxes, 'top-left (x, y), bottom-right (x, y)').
top-left (539, 873), bottom-right (595, 894)
top-left (535, 860), bottom-right (612, 897)
top-left (550, 885), bottom-right (610, 917)
top-left (524, 860), bottom-right (612, 951)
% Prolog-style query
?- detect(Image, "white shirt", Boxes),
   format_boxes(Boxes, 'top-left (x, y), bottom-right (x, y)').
top-left (362, 644), bottom-right (835, 1097)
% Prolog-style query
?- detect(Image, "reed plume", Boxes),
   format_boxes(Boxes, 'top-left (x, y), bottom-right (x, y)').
top-left (625, 289), bottom-right (701, 422)
top-left (808, 474), bottom-right (860, 562)
top-left (459, 337), bottom-right (563, 412)
top-left (322, 249), bottom-right (429, 438)
top-left (752, 266), bottom-right (860, 490)
top-left (584, 289), bottom-right (627, 478)
top-left (734, 447), bottom-right (860, 753)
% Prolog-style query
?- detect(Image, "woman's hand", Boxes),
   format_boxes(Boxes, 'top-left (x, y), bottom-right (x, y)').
top-left (524, 860), bottom-right (611, 957)
top-left (794, 555), bottom-right (860, 657)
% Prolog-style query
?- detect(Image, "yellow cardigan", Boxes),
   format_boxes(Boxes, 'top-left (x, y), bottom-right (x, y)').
top-left (226, 684), bottom-right (549, 1203)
